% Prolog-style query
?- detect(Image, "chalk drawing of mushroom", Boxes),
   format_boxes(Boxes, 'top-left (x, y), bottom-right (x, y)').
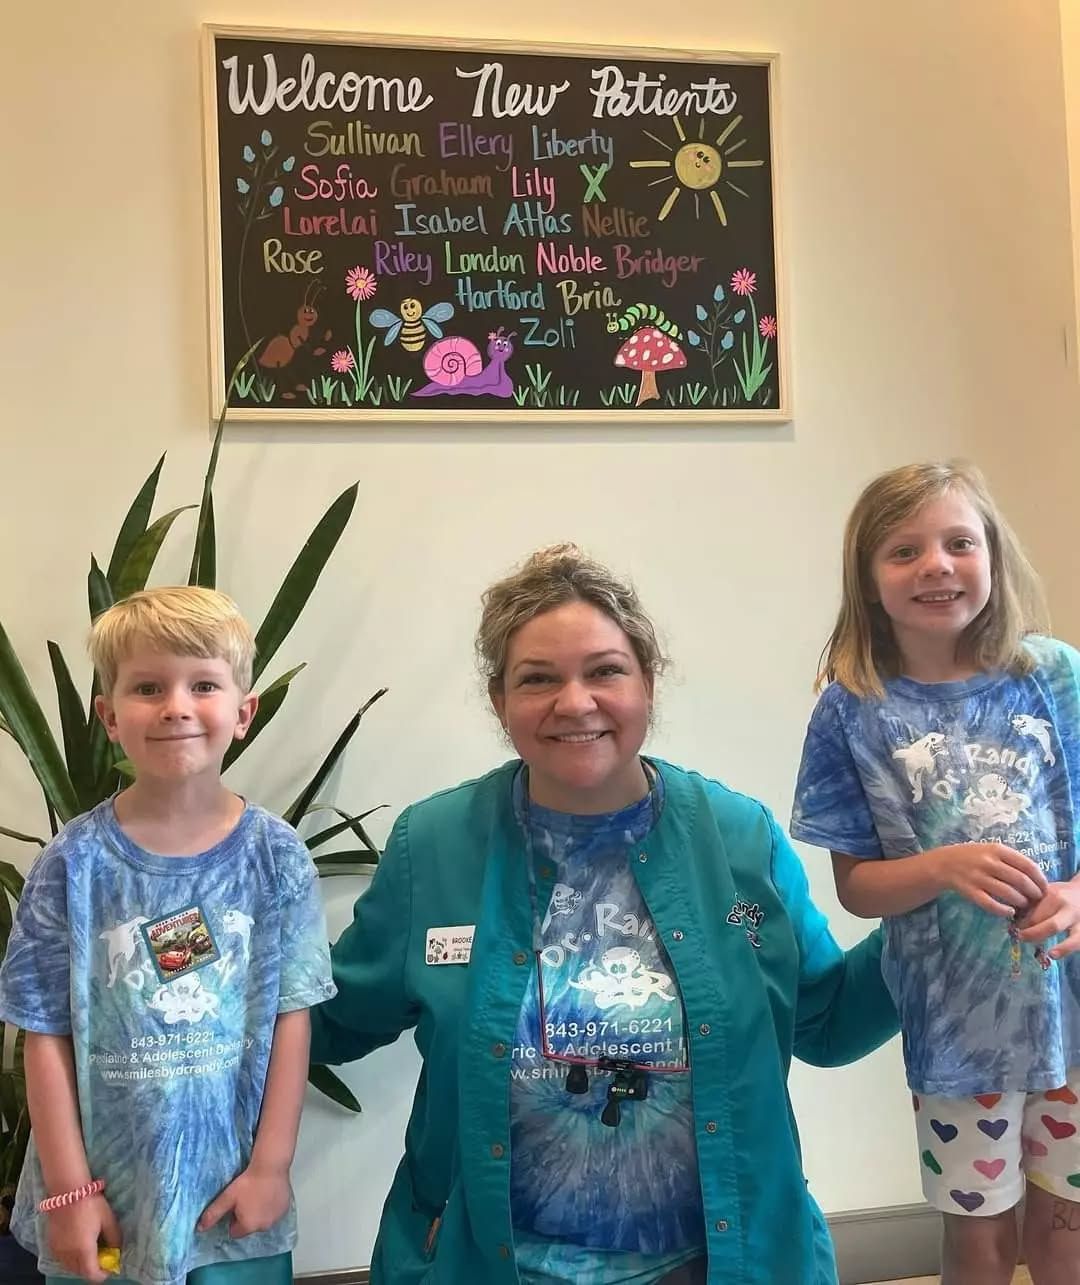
top-left (613, 327), bottom-right (687, 406)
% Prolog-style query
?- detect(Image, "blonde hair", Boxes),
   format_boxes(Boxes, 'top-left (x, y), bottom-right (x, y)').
top-left (88, 587), bottom-right (255, 695)
top-left (818, 461), bottom-right (1049, 697)
top-left (476, 543), bottom-right (667, 690)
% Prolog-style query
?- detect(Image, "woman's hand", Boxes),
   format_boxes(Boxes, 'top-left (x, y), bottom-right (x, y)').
top-left (1017, 878), bottom-right (1080, 959)
top-left (932, 843), bottom-right (1048, 917)
top-left (46, 1193), bottom-right (123, 1283)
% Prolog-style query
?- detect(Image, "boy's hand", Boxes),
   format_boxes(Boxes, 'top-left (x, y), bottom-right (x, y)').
top-left (197, 1163), bottom-right (290, 1239)
top-left (933, 843), bottom-right (1048, 917)
top-left (46, 1193), bottom-right (122, 1283)
top-left (1018, 879), bottom-right (1080, 959)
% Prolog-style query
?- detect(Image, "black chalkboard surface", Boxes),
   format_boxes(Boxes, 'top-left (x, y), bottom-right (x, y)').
top-left (203, 28), bottom-right (787, 420)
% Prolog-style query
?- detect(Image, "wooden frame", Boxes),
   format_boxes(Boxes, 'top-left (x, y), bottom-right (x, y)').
top-left (202, 25), bottom-right (789, 423)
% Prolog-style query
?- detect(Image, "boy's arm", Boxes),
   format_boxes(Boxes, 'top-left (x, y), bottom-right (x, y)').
top-left (832, 845), bottom-right (1047, 918)
top-left (198, 1008), bottom-right (309, 1238)
top-left (25, 1032), bottom-right (122, 1283)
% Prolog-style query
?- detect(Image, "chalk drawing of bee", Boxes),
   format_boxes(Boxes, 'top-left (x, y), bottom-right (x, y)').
top-left (369, 298), bottom-right (456, 353)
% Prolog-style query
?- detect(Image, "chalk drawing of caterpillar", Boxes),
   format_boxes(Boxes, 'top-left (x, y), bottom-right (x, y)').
top-left (412, 329), bottom-right (516, 398)
top-left (605, 303), bottom-right (682, 340)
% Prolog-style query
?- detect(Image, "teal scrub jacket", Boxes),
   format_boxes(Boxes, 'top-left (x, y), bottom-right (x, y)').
top-left (311, 760), bottom-right (898, 1284)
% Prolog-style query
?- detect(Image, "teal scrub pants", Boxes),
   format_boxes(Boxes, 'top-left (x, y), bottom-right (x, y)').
top-left (47, 1249), bottom-right (293, 1284)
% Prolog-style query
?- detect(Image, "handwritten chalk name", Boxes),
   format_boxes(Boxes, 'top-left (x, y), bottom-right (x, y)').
top-left (294, 163), bottom-right (378, 201)
top-left (305, 120), bottom-right (424, 158)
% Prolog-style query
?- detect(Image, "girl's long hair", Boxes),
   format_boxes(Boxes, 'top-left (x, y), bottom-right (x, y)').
top-left (818, 461), bottom-right (1049, 697)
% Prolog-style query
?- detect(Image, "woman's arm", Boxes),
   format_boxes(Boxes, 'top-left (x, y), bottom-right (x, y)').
top-left (309, 814), bottom-right (420, 1066)
top-left (767, 821), bottom-right (898, 1067)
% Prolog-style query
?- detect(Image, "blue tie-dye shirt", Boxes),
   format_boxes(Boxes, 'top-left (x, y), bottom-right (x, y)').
top-left (791, 636), bottom-right (1080, 1097)
top-left (0, 799), bottom-right (335, 1285)
top-left (509, 770), bottom-right (705, 1285)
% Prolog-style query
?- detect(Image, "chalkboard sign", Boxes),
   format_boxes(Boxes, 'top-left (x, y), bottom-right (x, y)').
top-left (202, 28), bottom-right (787, 421)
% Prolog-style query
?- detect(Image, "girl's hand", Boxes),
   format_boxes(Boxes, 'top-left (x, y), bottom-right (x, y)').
top-left (1018, 880), bottom-right (1080, 958)
top-left (197, 1163), bottom-right (290, 1239)
top-left (46, 1193), bottom-right (122, 1283)
top-left (932, 843), bottom-right (1048, 916)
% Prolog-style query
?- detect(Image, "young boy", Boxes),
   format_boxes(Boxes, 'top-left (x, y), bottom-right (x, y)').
top-left (0, 587), bottom-right (336, 1285)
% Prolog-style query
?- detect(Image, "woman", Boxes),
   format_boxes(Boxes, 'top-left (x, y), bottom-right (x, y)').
top-left (310, 544), bottom-right (898, 1284)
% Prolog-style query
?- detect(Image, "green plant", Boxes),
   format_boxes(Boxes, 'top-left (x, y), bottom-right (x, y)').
top-left (0, 368), bottom-right (382, 1208)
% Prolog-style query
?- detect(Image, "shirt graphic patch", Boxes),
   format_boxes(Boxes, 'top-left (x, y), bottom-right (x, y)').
top-left (727, 898), bottom-right (765, 948)
top-left (140, 905), bottom-right (220, 982)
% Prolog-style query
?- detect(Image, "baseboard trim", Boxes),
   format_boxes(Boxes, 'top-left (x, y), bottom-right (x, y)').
top-left (297, 1273), bottom-right (370, 1285)
top-left (296, 1203), bottom-right (941, 1285)
top-left (830, 1201), bottom-right (940, 1284)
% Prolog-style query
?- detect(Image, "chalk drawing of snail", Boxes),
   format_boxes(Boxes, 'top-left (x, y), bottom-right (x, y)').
top-left (412, 328), bottom-right (516, 398)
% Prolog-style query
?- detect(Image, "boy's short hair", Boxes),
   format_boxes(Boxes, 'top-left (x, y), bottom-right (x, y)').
top-left (88, 587), bottom-right (255, 695)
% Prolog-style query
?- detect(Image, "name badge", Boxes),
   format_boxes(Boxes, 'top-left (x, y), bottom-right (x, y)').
top-left (426, 925), bottom-right (475, 965)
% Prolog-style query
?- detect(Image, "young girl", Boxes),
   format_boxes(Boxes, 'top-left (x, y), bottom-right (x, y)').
top-left (791, 461), bottom-right (1080, 1285)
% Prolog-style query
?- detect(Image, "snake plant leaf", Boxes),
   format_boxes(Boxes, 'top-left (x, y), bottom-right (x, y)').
top-left (304, 804), bottom-right (386, 853)
top-left (47, 642), bottom-right (97, 812)
top-left (190, 492), bottom-right (217, 590)
top-left (251, 483), bottom-right (359, 685)
top-left (301, 803), bottom-right (381, 855)
top-left (189, 341), bottom-right (261, 587)
top-left (312, 850), bottom-right (380, 875)
top-left (307, 1065), bottom-right (361, 1113)
top-left (0, 890), bottom-right (10, 959)
top-left (0, 620), bottom-right (79, 822)
top-left (86, 559), bottom-right (119, 796)
top-left (0, 827), bottom-right (44, 849)
top-left (221, 664), bottom-right (306, 771)
top-left (0, 713), bottom-right (22, 749)
top-left (0, 863), bottom-right (27, 904)
top-left (113, 506), bottom-right (198, 601)
top-left (87, 556), bottom-right (114, 623)
top-left (106, 454), bottom-right (165, 587)
top-left (284, 687), bottom-right (387, 827)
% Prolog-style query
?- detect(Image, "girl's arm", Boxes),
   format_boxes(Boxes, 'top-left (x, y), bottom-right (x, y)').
top-left (832, 844), bottom-right (1047, 919)
top-left (198, 1008), bottom-right (310, 1238)
top-left (25, 1032), bottom-right (122, 1283)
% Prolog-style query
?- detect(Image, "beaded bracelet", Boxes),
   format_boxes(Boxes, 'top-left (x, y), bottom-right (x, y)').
top-left (37, 1177), bottom-right (105, 1214)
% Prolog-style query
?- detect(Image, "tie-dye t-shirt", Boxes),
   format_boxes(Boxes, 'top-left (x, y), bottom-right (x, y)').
top-left (791, 636), bottom-right (1080, 1097)
top-left (0, 799), bottom-right (335, 1285)
top-left (509, 770), bottom-right (705, 1285)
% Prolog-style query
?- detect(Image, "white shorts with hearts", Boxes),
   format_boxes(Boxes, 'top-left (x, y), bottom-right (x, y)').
top-left (915, 1069), bottom-right (1080, 1215)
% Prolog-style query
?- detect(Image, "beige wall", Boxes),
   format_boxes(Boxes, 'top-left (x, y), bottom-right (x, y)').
top-left (3, 0), bottom-right (1079, 1272)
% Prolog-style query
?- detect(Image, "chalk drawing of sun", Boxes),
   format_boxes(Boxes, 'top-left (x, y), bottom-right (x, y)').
top-left (628, 114), bottom-right (764, 225)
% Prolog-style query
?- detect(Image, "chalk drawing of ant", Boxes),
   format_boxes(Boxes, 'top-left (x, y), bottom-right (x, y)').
top-left (412, 328), bottom-right (516, 398)
top-left (258, 281), bottom-right (331, 369)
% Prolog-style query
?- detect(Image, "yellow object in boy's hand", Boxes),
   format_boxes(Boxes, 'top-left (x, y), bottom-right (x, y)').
top-left (98, 1246), bottom-right (122, 1274)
